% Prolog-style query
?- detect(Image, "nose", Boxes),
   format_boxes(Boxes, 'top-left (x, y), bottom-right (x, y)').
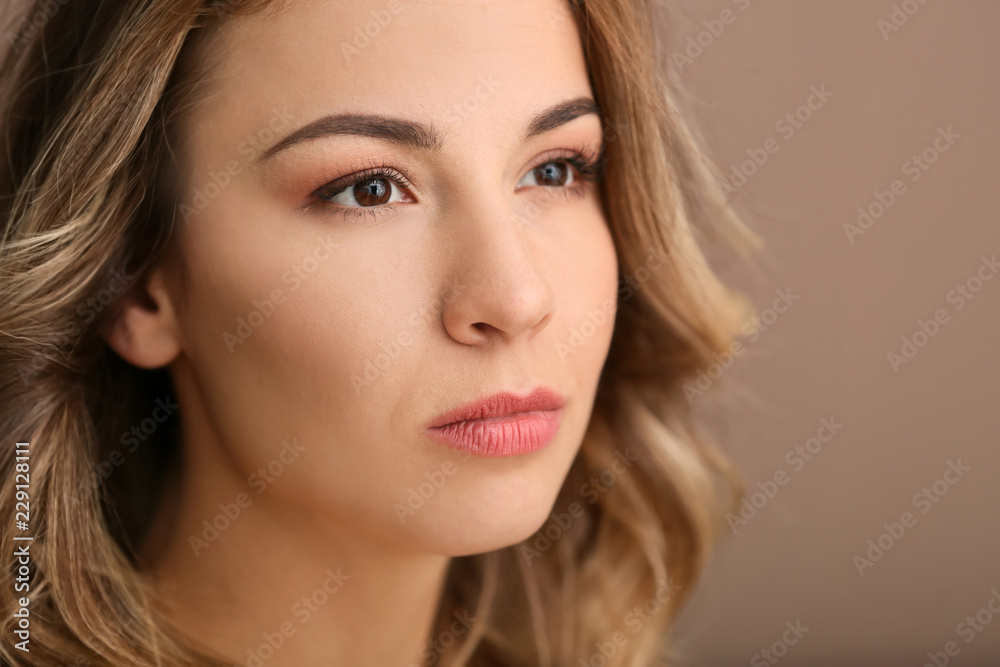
top-left (439, 195), bottom-right (556, 346)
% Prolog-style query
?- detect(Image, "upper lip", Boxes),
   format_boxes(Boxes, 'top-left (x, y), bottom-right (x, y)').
top-left (426, 387), bottom-right (566, 429)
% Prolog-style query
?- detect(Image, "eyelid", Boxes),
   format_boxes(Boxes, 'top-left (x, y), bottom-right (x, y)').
top-left (516, 143), bottom-right (605, 192)
top-left (313, 163), bottom-right (413, 202)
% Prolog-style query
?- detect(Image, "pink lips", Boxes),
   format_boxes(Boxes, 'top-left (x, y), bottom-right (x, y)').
top-left (425, 387), bottom-right (566, 457)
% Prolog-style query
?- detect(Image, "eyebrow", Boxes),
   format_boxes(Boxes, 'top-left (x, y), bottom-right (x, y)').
top-left (257, 96), bottom-right (601, 162)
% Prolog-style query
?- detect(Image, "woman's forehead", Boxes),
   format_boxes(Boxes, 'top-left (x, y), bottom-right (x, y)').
top-left (184, 0), bottom-right (595, 163)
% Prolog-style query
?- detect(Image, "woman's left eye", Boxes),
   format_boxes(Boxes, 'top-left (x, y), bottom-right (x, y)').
top-left (517, 151), bottom-right (602, 191)
top-left (518, 159), bottom-right (576, 188)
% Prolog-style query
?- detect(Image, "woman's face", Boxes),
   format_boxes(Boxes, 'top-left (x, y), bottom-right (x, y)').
top-left (159, 0), bottom-right (618, 556)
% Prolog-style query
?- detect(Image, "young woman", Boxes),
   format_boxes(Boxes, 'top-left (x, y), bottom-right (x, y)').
top-left (0, 0), bottom-right (754, 664)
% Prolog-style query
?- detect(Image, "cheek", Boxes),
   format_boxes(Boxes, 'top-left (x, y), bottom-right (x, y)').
top-left (547, 200), bottom-right (619, 373)
top-left (175, 187), bottom-right (426, 480)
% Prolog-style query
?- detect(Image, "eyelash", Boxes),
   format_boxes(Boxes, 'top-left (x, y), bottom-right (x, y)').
top-left (305, 145), bottom-right (605, 222)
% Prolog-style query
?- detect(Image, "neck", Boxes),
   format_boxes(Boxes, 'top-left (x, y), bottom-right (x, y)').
top-left (140, 430), bottom-right (451, 666)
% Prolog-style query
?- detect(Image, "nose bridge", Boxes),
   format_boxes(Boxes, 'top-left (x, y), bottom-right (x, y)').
top-left (438, 185), bottom-right (556, 344)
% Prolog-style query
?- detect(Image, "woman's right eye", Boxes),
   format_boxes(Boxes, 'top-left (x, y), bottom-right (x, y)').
top-left (307, 165), bottom-right (416, 221)
top-left (315, 170), bottom-right (411, 208)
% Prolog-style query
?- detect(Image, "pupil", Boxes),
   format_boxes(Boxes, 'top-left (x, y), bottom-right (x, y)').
top-left (355, 178), bottom-right (389, 206)
top-left (537, 162), bottom-right (568, 186)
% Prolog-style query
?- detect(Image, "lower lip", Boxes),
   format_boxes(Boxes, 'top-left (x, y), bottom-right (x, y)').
top-left (426, 409), bottom-right (563, 457)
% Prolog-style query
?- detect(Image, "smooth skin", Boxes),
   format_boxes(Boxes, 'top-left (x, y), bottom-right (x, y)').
top-left (105, 0), bottom-right (619, 663)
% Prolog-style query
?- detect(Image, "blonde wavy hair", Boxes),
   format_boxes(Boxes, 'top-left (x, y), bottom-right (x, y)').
top-left (0, 0), bottom-right (755, 664)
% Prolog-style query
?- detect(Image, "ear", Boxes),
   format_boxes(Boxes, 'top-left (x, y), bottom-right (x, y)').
top-left (102, 265), bottom-right (183, 369)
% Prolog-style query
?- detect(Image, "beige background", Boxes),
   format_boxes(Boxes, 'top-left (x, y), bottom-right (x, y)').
top-left (659, 1), bottom-right (1000, 665)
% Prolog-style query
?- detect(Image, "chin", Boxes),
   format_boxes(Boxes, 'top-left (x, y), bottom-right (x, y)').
top-left (398, 487), bottom-right (563, 557)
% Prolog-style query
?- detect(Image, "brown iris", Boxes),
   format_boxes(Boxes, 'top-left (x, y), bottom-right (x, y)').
top-left (532, 161), bottom-right (570, 187)
top-left (353, 178), bottom-right (391, 206)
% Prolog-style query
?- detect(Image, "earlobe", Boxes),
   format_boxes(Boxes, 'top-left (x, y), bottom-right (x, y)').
top-left (102, 267), bottom-right (182, 369)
